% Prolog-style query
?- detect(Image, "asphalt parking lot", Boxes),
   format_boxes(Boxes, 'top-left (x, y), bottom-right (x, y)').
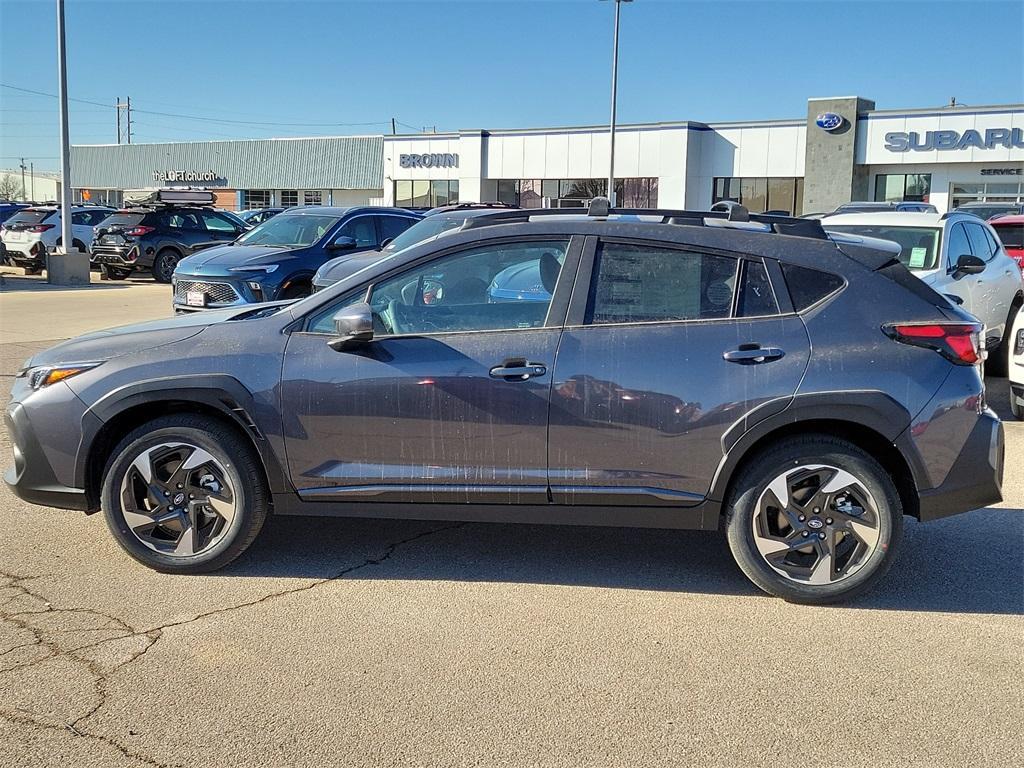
top-left (1, 271), bottom-right (1021, 768)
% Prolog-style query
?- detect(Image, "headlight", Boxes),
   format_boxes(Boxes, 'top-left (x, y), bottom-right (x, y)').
top-left (228, 264), bottom-right (279, 273)
top-left (19, 362), bottom-right (102, 390)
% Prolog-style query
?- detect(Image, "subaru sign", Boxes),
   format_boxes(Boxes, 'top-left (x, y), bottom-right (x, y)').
top-left (884, 127), bottom-right (1024, 152)
top-left (815, 112), bottom-right (845, 132)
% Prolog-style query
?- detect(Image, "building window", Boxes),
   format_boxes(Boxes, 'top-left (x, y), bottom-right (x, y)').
top-left (950, 181), bottom-right (1024, 209)
top-left (713, 177), bottom-right (803, 215)
top-left (243, 190), bottom-right (271, 209)
top-left (394, 179), bottom-right (459, 208)
top-left (303, 190), bottom-right (322, 206)
top-left (487, 178), bottom-right (658, 208)
top-left (279, 190), bottom-right (298, 207)
top-left (873, 174), bottom-right (932, 203)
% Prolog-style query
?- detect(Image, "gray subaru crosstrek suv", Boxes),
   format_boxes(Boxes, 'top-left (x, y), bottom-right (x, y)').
top-left (5, 201), bottom-right (1003, 604)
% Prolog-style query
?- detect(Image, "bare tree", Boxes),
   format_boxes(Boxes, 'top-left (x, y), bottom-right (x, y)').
top-left (0, 174), bottom-right (22, 201)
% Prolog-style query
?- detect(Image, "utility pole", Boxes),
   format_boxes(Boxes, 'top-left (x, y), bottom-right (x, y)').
top-left (126, 95), bottom-right (132, 143)
top-left (601, 0), bottom-right (632, 207)
top-left (116, 96), bottom-right (121, 143)
top-left (19, 158), bottom-right (26, 201)
top-left (391, 117), bottom-right (396, 135)
top-left (30, 163), bottom-right (34, 201)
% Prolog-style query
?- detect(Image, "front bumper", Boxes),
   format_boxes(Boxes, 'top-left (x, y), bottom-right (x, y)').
top-left (171, 274), bottom-right (260, 312)
top-left (4, 401), bottom-right (90, 511)
top-left (917, 409), bottom-right (1003, 521)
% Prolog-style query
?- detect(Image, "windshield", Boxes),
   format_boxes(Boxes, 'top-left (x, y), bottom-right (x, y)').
top-left (993, 223), bottom-right (1024, 250)
top-left (236, 213), bottom-right (341, 248)
top-left (825, 225), bottom-right (942, 271)
top-left (5, 209), bottom-right (53, 226)
top-left (382, 214), bottom-right (472, 253)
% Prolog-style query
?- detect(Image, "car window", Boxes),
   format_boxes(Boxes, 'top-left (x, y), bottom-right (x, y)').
top-left (824, 225), bottom-right (941, 271)
top-left (780, 265), bottom-right (845, 311)
top-left (965, 223), bottom-right (995, 262)
top-left (201, 212), bottom-right (237, 233)
top-left (162, 211), bottom-right (202, 230)
top-left (586, 243), bottom-right (737, 325)
top-left (336, 216), bottom-right (377, 248)
top-left (993, 223), bottom-right (1024, 250)
top-left (737, 259), bottom-right (779, 317)
top-left (71, 211), bottom-right (90, 225)
top-left (309, 239), bottom-right (569, 336)
top-left (379, 215), bottom-right (417, 242)
top-left (945, 223), bottom-right (971, 267)
top-left (5, 209), bottom-right (53, 226)
top-left (237, 213), bottom-right (341, 248)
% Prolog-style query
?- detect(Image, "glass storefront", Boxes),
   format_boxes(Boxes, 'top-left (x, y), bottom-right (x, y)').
top-left (486, 178), bottom-right (659, 208)
top-left (394, 180), bottom-right (460, 209)
top-left (949, 181), bottom-right (1024, 210)
top-left (713, 177), bottom-right (803, 215)
top-left (873, 174), bottom-right (932, 203)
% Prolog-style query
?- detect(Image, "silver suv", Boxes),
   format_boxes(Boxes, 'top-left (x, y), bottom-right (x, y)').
top-left (822, 211), bottom-right (1023, 372)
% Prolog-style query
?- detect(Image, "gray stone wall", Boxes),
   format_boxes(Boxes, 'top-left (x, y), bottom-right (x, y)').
top-left (802, 97), bottom-right (875, 213)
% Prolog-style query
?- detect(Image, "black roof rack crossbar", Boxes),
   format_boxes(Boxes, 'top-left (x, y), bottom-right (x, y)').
top-left (460, 200), bottom-right (827, 239)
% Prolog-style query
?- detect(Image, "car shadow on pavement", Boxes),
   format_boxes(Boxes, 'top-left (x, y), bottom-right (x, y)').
top-left (219, 505), bottom-right (1024, 615)
top-left (0, 274), bottom-right (150, 292)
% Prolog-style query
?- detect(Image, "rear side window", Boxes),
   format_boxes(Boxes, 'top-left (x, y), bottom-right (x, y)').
top-left (780, 264), bottom-right (844, 312)
top-left (586, 243), bottom-right (737, 325)
top-left (737, 260), bottom-right (779, 317)
top-left (965, 223), bottom-right (995, 261)
top-left (101, 213), bottom-right (147, 228)
top-left (380, 215), bottom-right (417, 241)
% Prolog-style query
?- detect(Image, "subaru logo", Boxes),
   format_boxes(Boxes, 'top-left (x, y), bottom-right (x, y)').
top-left (815, 112), bottom-right (844, 132)
top-left (173, 492), bottom-right (186, 505)
top-left (807, 518), bottom-right (824, 529)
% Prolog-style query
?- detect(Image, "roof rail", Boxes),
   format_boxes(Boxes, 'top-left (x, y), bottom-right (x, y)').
top-left (461, 197), bottom-right (827, 239)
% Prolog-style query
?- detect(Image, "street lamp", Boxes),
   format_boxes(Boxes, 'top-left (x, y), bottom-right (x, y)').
top-left (602, 0), bottom-right (632, 207)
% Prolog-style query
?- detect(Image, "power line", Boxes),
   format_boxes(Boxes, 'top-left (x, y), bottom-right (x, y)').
top-left (1, 83), bottom-right (394, 129)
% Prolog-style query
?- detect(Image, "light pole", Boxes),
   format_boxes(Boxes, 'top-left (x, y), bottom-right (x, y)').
top-left (602, 0), bottom-right (631, 207)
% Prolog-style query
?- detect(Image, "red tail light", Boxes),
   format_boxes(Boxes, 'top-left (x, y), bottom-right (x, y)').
top-left (125, 225), bottom-right (155, 236)
top-left (883, 322), bottom-right (984, 366)
top-left (26, 224), bottom-right (55, 233)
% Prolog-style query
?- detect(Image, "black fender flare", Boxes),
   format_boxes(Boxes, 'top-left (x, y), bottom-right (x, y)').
top-left (707, 390), bottom-right (929, 504)
top-left (75, 374), bottom-right (291, 496)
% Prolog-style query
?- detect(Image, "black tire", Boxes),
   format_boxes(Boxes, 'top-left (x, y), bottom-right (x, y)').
top-left (100, 415), bottom-right (269, 574)
top-left (279, 282), bottom-right (311, 300)
top-left (152, 248), bottom-right (181, 283)
top-left (725, 435), bottom-right (903, 605)
top-left (22, 264), bottom-right (41, 276)
top-left (1011, 387), bottom-right (1023, 420)
top-left (102, 266), bottom-right (131, 280)
top-left (985, 301), bottom-right (1020, 378)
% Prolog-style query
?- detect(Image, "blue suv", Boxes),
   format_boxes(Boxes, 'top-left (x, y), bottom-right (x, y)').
top-left (171, 206), bottom-right (420, 311)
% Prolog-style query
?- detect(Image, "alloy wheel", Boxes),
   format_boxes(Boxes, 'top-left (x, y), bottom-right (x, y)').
top-left (119, 442), bottom-right (236, 557)
top-left (752, 464), bottom-right (881, 585)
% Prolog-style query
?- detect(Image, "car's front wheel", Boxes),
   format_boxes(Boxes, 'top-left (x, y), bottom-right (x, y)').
top-left (152, 248), bottom-right (181, 283)
top-left (101, 415), bottom-right (269, 573)
top-left (725, 436), bottom-right (902, 604)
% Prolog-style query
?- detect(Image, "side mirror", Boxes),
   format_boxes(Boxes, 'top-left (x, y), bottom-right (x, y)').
top-left (328, 302), bottom-right (374, 351)
top-left (326, 235), bottom-right (357, 251)
top-left (953, 254), bottom-right (986, 278)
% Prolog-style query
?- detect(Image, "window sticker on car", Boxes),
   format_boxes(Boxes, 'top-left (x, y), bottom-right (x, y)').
top-left (909, 247), bottom-right (928, 269)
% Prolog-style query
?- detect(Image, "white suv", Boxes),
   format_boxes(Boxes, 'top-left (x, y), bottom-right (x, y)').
top-left (822, 211), bottom-right (1023, 372)
top-left (0, 205), bottom-right (114, 274)
top-left (1011, 309), bottom-right (1023, 419)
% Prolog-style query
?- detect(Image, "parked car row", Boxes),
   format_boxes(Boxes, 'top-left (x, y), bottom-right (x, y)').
top-left (5, 198), bottom-right (1006, 604)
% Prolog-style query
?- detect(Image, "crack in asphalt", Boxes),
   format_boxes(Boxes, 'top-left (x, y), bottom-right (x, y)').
top-left (0, 521), bottom-right (465, 766)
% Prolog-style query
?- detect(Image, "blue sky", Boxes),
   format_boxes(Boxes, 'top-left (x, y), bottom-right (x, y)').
top-left (1, 0), bottom-right (1022, 172)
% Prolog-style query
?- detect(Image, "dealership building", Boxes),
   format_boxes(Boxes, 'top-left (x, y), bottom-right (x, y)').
top-left (69, 96), bottom-right (1023, 215)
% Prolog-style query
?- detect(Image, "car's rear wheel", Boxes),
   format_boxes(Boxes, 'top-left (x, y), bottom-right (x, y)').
top-left (725, 436), bottom-right (902, 604)
top-left (102, 266), bottom-right (131, 280)
top-left (101, 415), bottom-right (269, 573)
top-left (152, 248), bottom-right (181, 283)
top-left (1011, 387), bottom-right (1023, 420)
